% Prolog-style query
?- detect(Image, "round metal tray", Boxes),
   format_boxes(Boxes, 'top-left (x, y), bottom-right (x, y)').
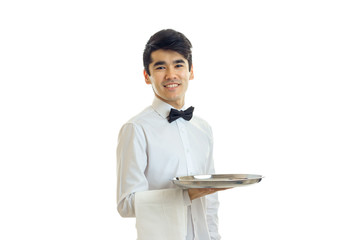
top-left (172, 174), bottom-right (263, 188)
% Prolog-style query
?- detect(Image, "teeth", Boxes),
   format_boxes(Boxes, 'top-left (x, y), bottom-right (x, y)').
top-left (166, 84), bottom-right (179, 88)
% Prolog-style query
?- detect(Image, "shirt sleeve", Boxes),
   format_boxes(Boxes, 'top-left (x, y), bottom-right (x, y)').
top-left (116, 123), bottom-right (149, 217)
top-left (116, 122), bottom-right (190, 218)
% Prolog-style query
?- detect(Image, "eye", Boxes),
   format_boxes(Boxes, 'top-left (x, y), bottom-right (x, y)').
top-left (175, 64), bottom-right (184, 68)
top-left (155, 66), bottom-right (165, 70)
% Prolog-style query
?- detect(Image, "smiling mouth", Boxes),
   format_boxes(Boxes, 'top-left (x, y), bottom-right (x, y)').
top-left (164, 83), bottom-right (180, 88)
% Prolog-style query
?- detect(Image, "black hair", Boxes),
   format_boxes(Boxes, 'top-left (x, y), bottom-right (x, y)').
top-left (143, 29), bottom-right (193, 76)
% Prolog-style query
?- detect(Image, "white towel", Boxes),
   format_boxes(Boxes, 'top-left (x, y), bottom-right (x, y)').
top-left (135, 189), bottom-right (187, 240)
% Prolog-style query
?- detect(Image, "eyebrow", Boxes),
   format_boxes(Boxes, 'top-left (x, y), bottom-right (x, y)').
top-left (174, 59), bottom-right (185, 64)
top-left (152, 59), bottom-right (186, 67)
top-left (153, 61), bottom-right (166, 67)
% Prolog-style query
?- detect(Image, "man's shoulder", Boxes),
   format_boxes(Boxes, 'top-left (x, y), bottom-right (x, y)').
top-left (192, 114), bottom-right (210, 125)
top-left (125, 106), bottom-right (155, 126)
top-left (191, 114), bottom-right (213, 133)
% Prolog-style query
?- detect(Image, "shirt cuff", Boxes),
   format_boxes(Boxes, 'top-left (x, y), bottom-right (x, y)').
top-left (182, 189), bottom-right (191, 206)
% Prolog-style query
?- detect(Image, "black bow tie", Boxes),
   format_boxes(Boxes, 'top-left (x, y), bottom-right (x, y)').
top-left (167, 106), bottom-right (195, 123)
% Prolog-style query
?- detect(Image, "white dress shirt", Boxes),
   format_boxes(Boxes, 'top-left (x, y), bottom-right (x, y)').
top-left (116, 97), bottom-right (221, 240)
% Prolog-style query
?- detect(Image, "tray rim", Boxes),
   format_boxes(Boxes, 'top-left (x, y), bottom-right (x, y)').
top-left (171, 173), bottom-right (263, 188)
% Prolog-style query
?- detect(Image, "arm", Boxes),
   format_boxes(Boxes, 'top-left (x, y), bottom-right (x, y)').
top-left (116, 123), bottom-right (148, 217)
top-left (116, 122), bottom-right (189, 217)
top-left (117, 122), bottom-right (190, 239)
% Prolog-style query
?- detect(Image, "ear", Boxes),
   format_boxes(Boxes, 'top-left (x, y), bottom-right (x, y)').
top-left (189, 65), bottom-right (194, 80)
top-left (144, 69), bottom-right (152, 85)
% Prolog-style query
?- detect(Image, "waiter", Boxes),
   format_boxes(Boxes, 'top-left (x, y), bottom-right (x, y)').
top-left (117, 29), bottom-right (227, 240)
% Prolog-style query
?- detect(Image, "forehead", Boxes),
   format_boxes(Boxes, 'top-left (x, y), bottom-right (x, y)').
top-left (150, 49), bottom-right (188, 65)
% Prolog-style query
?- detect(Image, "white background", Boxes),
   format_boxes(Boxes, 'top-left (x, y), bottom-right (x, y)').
top-left (1, 0), bottom-right (359, 239)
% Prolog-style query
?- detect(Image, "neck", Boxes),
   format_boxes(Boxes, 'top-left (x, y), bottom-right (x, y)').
top-left (155, 95), bottom-right (184, 110)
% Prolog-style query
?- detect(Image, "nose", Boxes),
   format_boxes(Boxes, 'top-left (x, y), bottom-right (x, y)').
top-left (165, 67), bottom-right (177, 80)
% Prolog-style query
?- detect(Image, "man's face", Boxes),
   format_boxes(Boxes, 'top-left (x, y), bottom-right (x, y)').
top-left (144, 49), bottom-right (194, 109)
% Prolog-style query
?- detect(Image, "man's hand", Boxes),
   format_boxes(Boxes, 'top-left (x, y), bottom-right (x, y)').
top-left (188, 188), bottom-right (230, 201)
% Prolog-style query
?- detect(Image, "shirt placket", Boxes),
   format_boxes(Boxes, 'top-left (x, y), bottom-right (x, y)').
top-left (176, 120), bottom-right (194, 176)
top-left (176, 119), bottom-right (199, 240)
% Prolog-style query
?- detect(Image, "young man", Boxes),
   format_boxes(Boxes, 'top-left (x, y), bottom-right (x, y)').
top-left (117, 29), bottom-right (224, 240)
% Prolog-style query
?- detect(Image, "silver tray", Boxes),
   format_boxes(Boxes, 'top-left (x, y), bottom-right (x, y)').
top-left (172, 174), bottom-right (263, 188)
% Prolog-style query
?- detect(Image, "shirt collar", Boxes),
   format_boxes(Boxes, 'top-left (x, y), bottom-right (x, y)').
top-left (152, 97), bottom-right (187, 119)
